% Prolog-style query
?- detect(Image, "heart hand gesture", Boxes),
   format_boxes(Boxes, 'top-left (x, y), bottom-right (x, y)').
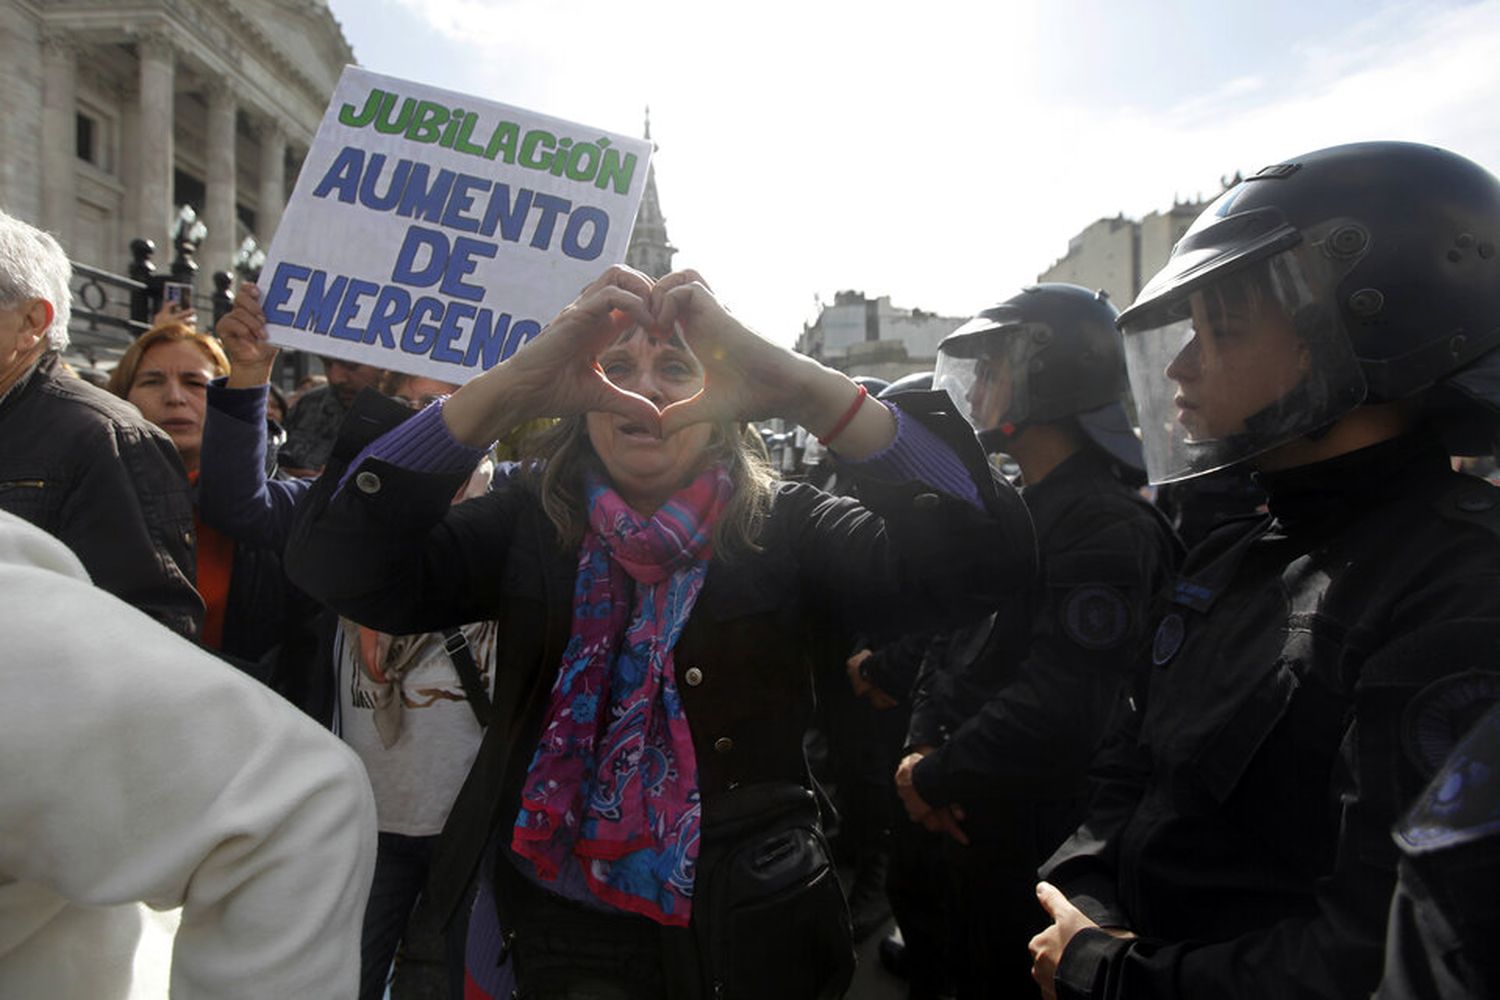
top-left (445, 265), bottom-right (896, 459)
top-left (441, 266), bottom-right (666, 446)
top-left (650, 270), bottom-right (896, 458)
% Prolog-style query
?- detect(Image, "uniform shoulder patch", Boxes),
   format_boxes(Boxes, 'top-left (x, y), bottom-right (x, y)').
top-left (1402, 670), bottom-right (1500, 777)
top-left (1061, 584), bottom-right (1132, 651)
top-left (1397, 700), bottom-right (1500, 856)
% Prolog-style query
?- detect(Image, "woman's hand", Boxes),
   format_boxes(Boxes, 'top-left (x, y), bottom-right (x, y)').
top-left (441, 265), bottom-right (664, 447)
top-left (652, 270), bottom-right (896, 459)
top-left (153, 299), bottom-right (198, 330)
top-left (216, 282), bottom-right (279, 388)
top-left (650, 270), bottom-right (819, 427)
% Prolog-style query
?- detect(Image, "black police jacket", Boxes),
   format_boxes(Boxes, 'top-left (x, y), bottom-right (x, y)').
top-left (0, 351), bottom-right (201, 637)
top-left (1041, 435), bottom-right (1500, 1000)
top-left (1376, 700), bottom-right (1500, 1000)
top-left (908, 447), bottom-right (1182, 838)
top-left (283, 390), bottom-right (1038, 929)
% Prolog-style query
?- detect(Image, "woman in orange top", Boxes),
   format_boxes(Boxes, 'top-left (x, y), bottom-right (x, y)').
top-left (107, 323), bottom-right (287, 671)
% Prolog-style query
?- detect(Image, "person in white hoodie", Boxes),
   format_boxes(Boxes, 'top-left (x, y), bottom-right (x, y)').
top-left (0, 509), bottom-right (377, 999)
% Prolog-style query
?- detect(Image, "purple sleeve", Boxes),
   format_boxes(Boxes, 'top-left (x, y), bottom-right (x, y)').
top-left (835, 403), bottom-right (984, 508)
top-left (337, 400), bottom-right (488, 491)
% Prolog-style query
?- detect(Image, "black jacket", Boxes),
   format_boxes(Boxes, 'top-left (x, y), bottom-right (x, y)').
top-left (284, 391), bottom-right (1038, 924)
top-left (1041, 436), bottom-right (1500, 999)
top-left (0, 351), bottom-right (201, 637)
top-left (909, 448), bottom-right (1182, 831)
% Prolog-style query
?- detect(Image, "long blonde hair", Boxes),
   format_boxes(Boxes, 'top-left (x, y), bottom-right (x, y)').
top-left (520, 416), bottom-right (775, 559)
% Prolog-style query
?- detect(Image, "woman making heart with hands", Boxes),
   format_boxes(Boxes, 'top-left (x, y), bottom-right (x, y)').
top-left (286, 264), bottom-right (1035, 1000)
top-left (441, 266), bottom-right (896, 502)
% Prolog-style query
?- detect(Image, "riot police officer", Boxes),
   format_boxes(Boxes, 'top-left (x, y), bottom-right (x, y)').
top-left (892, 284), bottom-right (1182, 998)
top-left (1029, 141), bottom-right (1500, 1000)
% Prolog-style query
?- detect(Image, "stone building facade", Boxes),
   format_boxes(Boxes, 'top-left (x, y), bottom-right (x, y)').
top-left (0, 0), bottom-right (353, 280)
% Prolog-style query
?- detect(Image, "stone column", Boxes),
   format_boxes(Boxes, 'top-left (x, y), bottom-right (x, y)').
top-left (135, 30), bottom-right (175, 254)
top-left (256, 119), bottom-right (287, 245)
top-left (40, 31), bottom-right (79, 249)
top-left (203, 76), bottom-right (237, 277)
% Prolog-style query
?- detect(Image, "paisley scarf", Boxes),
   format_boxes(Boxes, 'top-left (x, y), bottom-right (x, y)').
top-left (511, 463), bottom-right (732, 925)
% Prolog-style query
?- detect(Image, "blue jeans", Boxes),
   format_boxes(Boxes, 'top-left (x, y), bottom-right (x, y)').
top-left (360, 832), bottom-right (450, 1000)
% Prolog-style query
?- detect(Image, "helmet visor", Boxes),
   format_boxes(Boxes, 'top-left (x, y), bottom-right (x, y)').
top-left (935, 328), bottom-right (1032, 434)
top-left (1122, 243), bottom-right (1367, 484)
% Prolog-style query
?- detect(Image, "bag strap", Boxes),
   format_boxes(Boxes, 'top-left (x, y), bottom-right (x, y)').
top-left (440, 627), bottom-right (492, 728)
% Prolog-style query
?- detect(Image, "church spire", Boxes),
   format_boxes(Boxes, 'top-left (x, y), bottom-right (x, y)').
top-left (626, 106), bottom-right (676, 279)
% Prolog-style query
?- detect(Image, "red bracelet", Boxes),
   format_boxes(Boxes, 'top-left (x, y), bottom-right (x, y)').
top-left (817, 383), bottom-right (869, 447)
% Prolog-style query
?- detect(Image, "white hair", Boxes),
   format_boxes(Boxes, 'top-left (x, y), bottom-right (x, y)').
top-left (0, 209), bottom-right (71, 351)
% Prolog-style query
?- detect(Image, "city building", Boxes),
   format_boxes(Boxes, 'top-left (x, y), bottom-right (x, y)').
top-left (796, 291), bottom-right (965, 383)
top-left (1037, 196), bottom-right (1211, 308)
top-left (0, 0), bottom-right (352, 282)
top-left (3, 7), bottom-right (678, 370)
top-left (624, 109), bottom-right (676, 279)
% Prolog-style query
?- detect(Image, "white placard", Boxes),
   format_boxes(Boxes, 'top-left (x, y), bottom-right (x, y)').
top-left (258, 66), bottom-right (652, 382)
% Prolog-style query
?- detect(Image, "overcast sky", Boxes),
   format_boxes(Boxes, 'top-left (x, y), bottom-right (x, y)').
top-left (330, 0), bottom-right (1500, 345)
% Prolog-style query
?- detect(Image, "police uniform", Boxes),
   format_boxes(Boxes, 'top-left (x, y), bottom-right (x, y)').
top-left (1376, 700), bottom-right (1500, 1000)
top-left (1040, 435), bottom-right (1500, 998)
top-left (910, 446), bottom-right (1181, 997)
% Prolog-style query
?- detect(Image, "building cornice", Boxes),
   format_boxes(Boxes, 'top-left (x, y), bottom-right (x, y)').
top-left (37, 1), bottom-right (352, 145)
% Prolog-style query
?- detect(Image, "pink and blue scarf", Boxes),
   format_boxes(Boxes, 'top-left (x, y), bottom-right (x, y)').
top-left (510, 464), bottom-right (732, 926)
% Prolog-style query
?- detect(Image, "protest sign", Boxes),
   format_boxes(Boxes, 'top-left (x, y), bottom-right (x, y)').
top-left (258, 66), bottom-right (652, 382)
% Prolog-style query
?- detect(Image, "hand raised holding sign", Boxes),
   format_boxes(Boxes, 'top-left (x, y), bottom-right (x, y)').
top-left (216, 283), bottom-right (280, 388)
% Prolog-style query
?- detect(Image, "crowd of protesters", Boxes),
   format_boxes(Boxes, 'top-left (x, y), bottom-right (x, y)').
top-left (3, 137), bottom-right (1500, 1000)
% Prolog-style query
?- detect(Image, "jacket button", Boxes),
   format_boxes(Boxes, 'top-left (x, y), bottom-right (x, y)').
top-left (913, 492), bottom-right (940, 510)
top-left (355, 470), bottom-right (382, 495)
top-left (685, 667), bottom-right (704, 687)
top-left (714, 737), bottom-right (734, 754)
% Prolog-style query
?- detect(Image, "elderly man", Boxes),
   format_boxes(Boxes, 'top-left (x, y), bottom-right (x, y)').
top-left (0, 209), bottom-right (201, 637)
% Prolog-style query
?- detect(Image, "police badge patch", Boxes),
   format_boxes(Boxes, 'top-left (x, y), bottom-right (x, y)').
top-left (1062, 585), bottom-right (1131, 650)
top-left (1397, 701), bottom-right (1500, 855)
top-left (1402, 670), bottom-right (1500, 777)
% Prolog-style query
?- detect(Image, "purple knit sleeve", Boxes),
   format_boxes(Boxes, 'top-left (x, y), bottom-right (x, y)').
top-left (336, 400), bottom-right (488, 491)
top-left (835, 403), bottom-right (983, 508)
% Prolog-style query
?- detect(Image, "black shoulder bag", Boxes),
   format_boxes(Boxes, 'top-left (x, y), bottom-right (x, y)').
top-left (691, 782), bottom-right (855, 1000)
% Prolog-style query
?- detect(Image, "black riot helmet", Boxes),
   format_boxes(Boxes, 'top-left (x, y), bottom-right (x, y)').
top-left (1119, 141), bottom-right (1500, 483)
top-left (934, 283), bottom-right (1144, 473)
top-left (878, 370), bottom-right (933, 398)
